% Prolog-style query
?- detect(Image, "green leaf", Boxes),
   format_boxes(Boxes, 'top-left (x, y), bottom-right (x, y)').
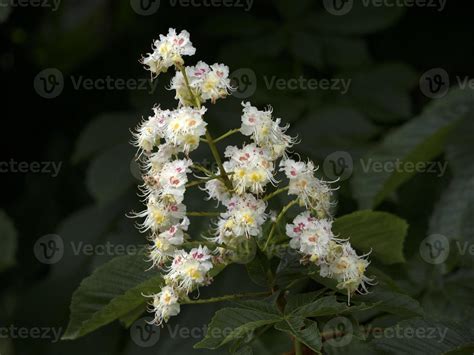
top-left (73, 112), bottom-right (136, 163)
top-left (285, 290), bottom-right (329, 314)
top-left (275, 317), bottom-right (322, 352)
top-left (429, 118), bottom-right (474, 242)
top-left (333, 210), bottom-right (408, 264)
top-left (372, 318), bottom-right (474, 355)
top-left (0, 211), bottom-right (17, 272)
top-left (352, 88), bottom-right (474, 209)
top-left (86, 143), bottom-right (136, 205)
top-left (310, 3), bottom-right (404, 35)
top-left (118, 303), bottom-right (146, 328)
top-left (246, 251), bottom-right (273, 288)
top-left (194, 304), bottom-right (282, 349)
top-left (62, 251), bottom-right (162, 340)
top-left (346, 63), bottom-right (417, 122)
top-left (352, 289), bottom-right (423, 318)
top-left (289, 296), bottom-right (348, 318)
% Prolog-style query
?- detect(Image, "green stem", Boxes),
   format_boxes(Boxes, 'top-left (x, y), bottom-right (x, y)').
top-left (181, 291), bottom-right (270, 305)
top-left (263, 200), bottom-right (298, 252)
top-left (192, 164), bottom-right (213, 176)
top-left (186, 174), bottom-right (222, 188)
top-left (263, 186), bottom-right (289, 202)
top-left (178, 65), bottom-right (233, 190)
top-left (213, 128), bottom-right (240, 143)
top-left (294, 339), bottom-right (303, 355)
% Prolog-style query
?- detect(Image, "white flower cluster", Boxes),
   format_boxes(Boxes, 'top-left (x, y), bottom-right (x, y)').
top-left (132, 28), bottom-right (372, 326)
top-left (280, 159), bottom-right (334, 217)
top-left (141, 28), bottom-right (196, 77)
top-left (171, 61), bottom-right (233, 105)
top-left (133, 106), bottom-right (207, 155)
top-left (132, 29), bottom-right (229, 326)
top-left (286, 212), bottom-right (373, 300)
top-left (214, 194), bottom-right (267, 245)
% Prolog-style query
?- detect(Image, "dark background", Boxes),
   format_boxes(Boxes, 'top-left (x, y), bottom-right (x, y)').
top-left (2, 0), bottom-right (474, 354)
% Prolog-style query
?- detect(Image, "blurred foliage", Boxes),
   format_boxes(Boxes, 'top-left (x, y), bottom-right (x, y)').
top-left (2, 0), bottom-right (474, 354)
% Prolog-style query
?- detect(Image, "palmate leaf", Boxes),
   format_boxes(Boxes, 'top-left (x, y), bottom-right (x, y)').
top-left (372, 318), bottom-right (474, 355)
top-left (429, 118), bottom-right (474, 242)
top-left (351, 289), bottom-right (424, 318)
top-left (288, 296), bottom-right (348, 318)
top-left (352, 88), bottom-right (474, 209)
top-left (194, 301), bottom-right (282, 350)
top-left (63, 251), bottom-right (228, 340)
top-left (333, 210), bottom-right (408, 264)
top-left (275, 317), bottom-right (322, 353)
top-left (62, 251), bottom-right (162, 340)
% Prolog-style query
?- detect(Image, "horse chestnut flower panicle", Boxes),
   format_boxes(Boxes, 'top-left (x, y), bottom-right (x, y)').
top-left (130, 28), bottom-right (373, 325)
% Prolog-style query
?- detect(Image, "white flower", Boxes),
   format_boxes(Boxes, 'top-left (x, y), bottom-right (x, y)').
top-left (132, 107), bottom-right (172, 154)
top-left (203, 177), bottom-right (230, 204)
top-left (286, 212), bottom-right (335, 264)
top-left (320, 242), bottom-right (373, 299)
top-left (223, 143), bottom-right (276, 195)
top-left (165, 107), bottom-right (207, 153)
top-left (215, 194), bottom-right (267, 243)
top-left (145, 143), bottom-right (177, 174)
top-left (156, 159), bottom-right (192, 203)
top-left (240, 102), bottom-right (296, 159)
top-left (148, 286), bottom-right (181, 324)
top-left (170, 61), bottom-right (232, 105)
top-left (133, 195), bottom-right (187, 234)
top-left (141, 28), bottom-right (196, 77)
top-left (280, 159), bottom-right (334, 217)
top-left (165, 246), bottom-right (214, 293)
